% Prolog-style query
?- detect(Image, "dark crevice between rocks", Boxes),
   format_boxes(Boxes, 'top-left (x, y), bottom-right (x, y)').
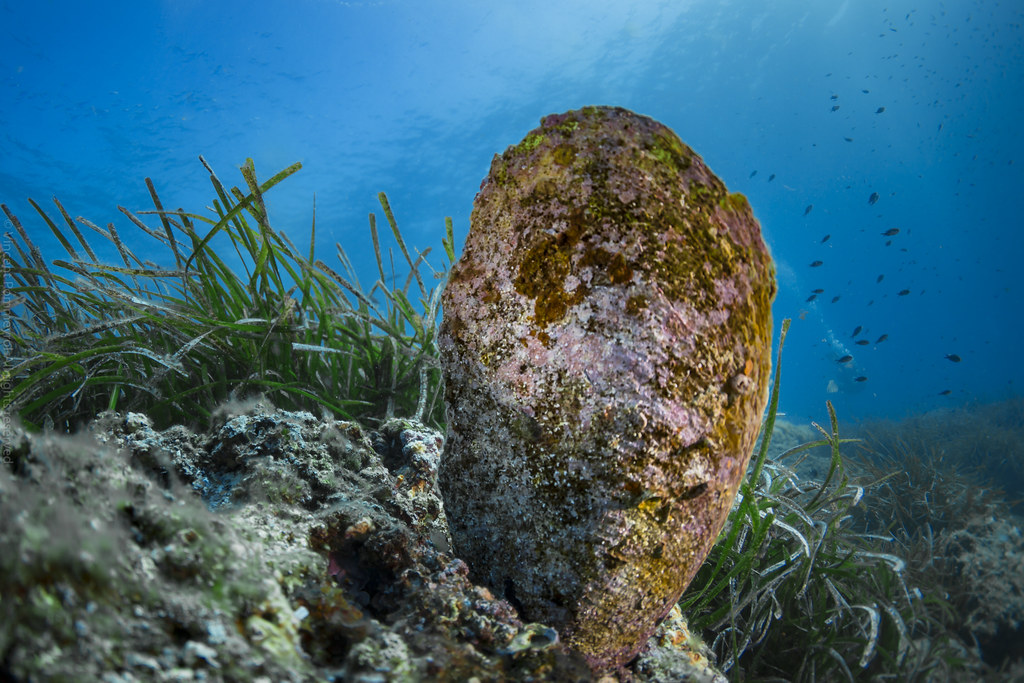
top-left (503, 577), bottom-right (527, 618)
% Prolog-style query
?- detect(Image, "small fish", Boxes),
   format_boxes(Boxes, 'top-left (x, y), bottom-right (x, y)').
top-left (876, 334), bottom-right (888, 343)
top-left (844, 136), bottom-right (854, 142)
top-left (869, 192), bottom-right (880, 204)
top-left (804, 204), bottom-right (814, 215)
top-left (768, 174), bottom-right (776, 182)
top-left (876, 106), bottom-right (886, 114)
top-left (945, 354), bottom-right (962, 362)
top-left (831, 94), bottom-right (839, 100)
top-left (854, 376), bottom-right (868, 382)
top-left (939, 389), bottom-right (952, 396)
top-left (851, 325), bottom-right (862, 337)
top-left (831, 296), bottom-right (841, 303)
top-left (885, 240), bottom-right (892, 247)
top-left (882, 228), bottom-right (899, 236)
top-left (855, 339), bottom-right (870, 346)
top-left (750, 170), bottom-right (758, 178)
top-left (812, 288), bottom-right (825, 293)
top-left (831, 105), bottom-right (841, 112)
top-left (838, 355), bottom-right (854, 363)
top-left (806, 294), bottom-right (818, 302)
top-left (862, 89), bottom-right (870, 94)
top-left (876, 274), bottom-right (885, 283)
top-left (809, 260), bottom-right (823, 267)
top-left (821, 234), bottom-right (831, 243)
top-left (898, 289), bottom-right (911, 296)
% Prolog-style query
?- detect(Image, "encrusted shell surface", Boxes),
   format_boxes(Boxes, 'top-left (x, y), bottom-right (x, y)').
top-left (438, 106), bottom-right (776, 671)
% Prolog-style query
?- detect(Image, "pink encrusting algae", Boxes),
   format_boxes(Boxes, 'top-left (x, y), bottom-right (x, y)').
top-left (438, 106), bottom-right (776, 671)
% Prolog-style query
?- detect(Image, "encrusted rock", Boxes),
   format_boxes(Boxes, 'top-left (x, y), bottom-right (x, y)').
top-left (3, 405), bottom-right (631, 681)
top-left (438, 106), bottom-right (776, 670)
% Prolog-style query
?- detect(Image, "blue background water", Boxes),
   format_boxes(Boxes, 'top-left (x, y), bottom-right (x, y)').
top-left (2, 0), bottom-right (1022, 425)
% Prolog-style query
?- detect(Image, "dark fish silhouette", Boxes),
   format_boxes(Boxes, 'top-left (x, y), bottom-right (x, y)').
top-left (898, 289), bottom-right (911, 296)
top-left (855, 339), bottom-right (870, 346)
top-left (939, 389), bottom-right (952, 395)
top-left (844, 137), bottom-right (854, 142)
top-left (806, 294), bottom-right (817, 302)
top-left (877, 274), bottom-right (884, 283)
top-left (768, 174), bottom-right (776, 182)
top-left (831, 105), bottom-right (841, 112)
top-left (851, 326), bottom-right (862, 337)
top-left (945, 354), bottom-right (962, 362)
top-left (869, 192), bottom-right (880, 204)
top-left (831, 296), bottom-right (841, 303)
top-left (862, 89), bottom-right (870, 93)
top-left (812, 288), bottom-right (825, 293)
top-left (810, 260), bottom-right (823, 267)
top-left (882, 228), bottom-right (899, 236)
top-left (831, 94), bottom-right (839, 100)
top-left (821, 234), bottom-right (831, 243)
top-left (876, 334), bottom-right (888, 343)
top-left (838, 355), bottom-right (854, 363)
top-left (804, 204), bottom-right (814, 215)
top-left (876, 107), bottom-right (886, 114)
top-left (855, 376), bottom-right (868, 382)
top-left (750, 170), bottom-right (758, 178)
top-left (885, 240), bottom-right (893, 247)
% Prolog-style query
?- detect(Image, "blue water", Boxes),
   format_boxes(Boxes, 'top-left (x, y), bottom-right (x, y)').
top-left (2, 0), bottom-right (1022, 425)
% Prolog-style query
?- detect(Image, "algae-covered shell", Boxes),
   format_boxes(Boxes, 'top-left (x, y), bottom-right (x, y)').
top-left (438, 106), bottom-right (775, 671)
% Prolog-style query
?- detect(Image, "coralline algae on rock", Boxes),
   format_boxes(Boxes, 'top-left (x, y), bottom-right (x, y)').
top-left (438, 106), bottom-right (776, 670)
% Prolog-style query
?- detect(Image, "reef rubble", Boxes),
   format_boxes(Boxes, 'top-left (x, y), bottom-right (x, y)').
top-left (0, 402), bottom-right (726, 682)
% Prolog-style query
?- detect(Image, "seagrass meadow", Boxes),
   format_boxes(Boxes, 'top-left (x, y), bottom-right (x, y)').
top-left (1, 160), bottom-right (1021, 681)
top-left (1, 157), bottom-right (453, 434)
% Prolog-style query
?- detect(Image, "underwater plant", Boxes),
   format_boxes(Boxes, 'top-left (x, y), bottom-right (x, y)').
top-left (847, 419), bottom-right (1024, 672)
top-left (679, 320), bottom-right (986, 681)
top-left (849, 401), bottom-right (1024, 518)
top-left (1, 158), bottom-right (452, 432)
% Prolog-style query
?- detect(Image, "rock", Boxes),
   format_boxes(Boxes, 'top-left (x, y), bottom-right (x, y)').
top-left (9, 405), bottom-right (682, 681)
top-left (438, 106), bottom-right (776, 670)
